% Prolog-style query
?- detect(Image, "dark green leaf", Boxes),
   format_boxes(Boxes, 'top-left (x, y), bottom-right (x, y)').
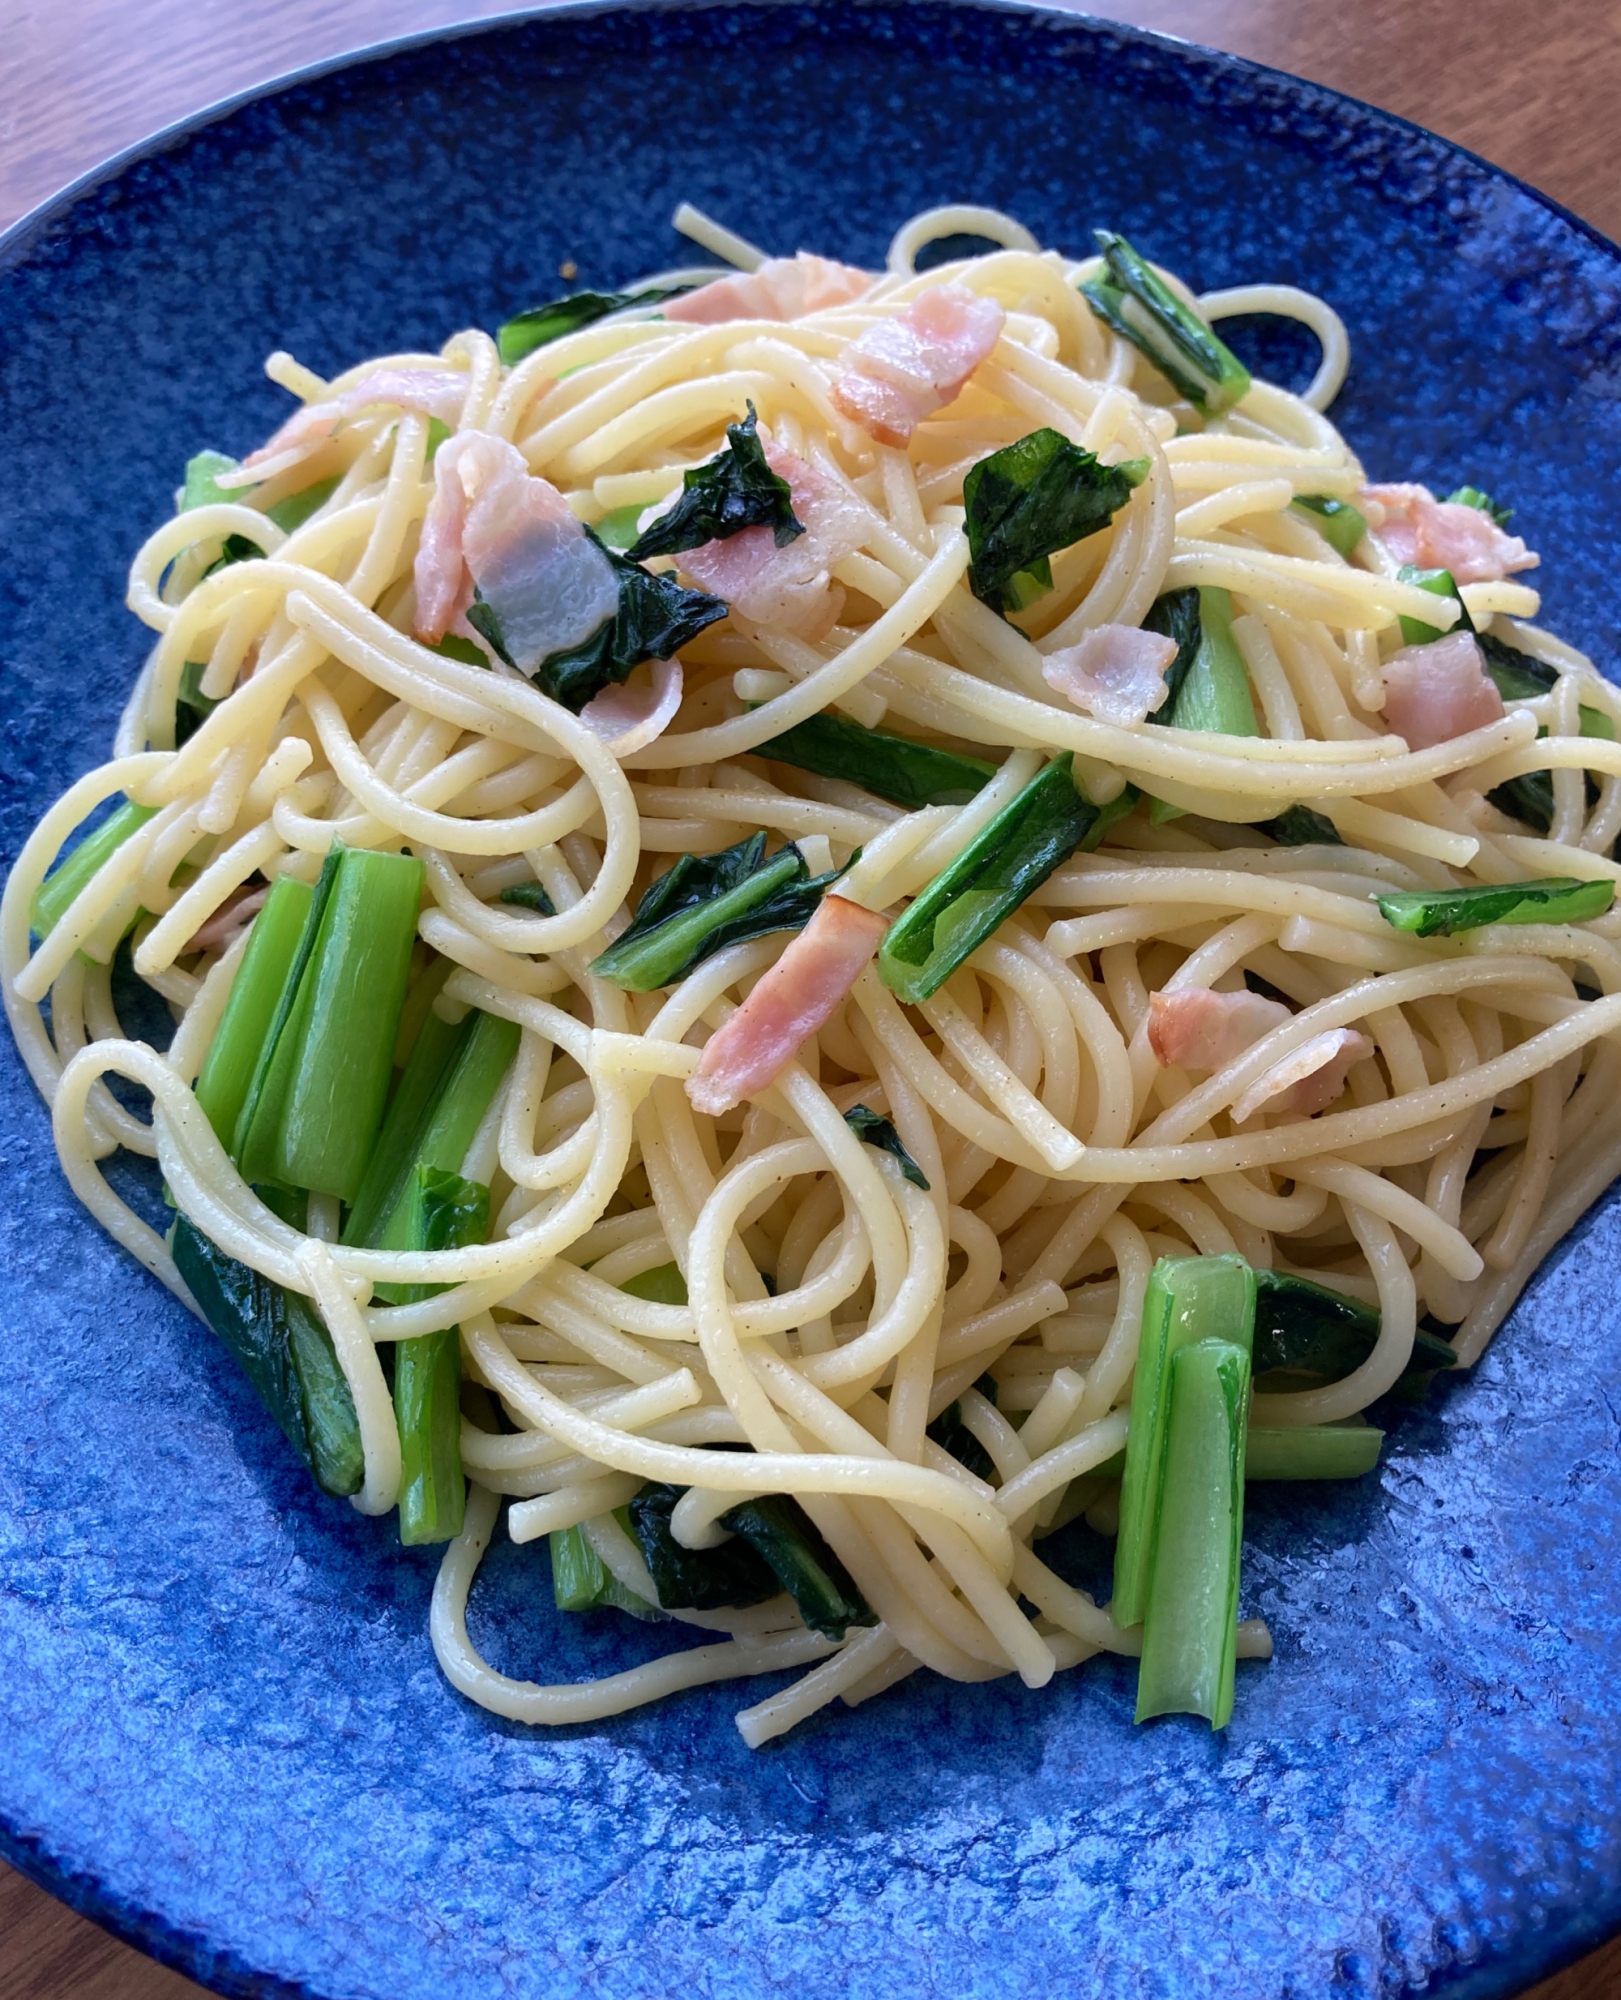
top-left (751, 709), bottom-right (995, 811)
top-left (1142, 587), bottom-right (1203, 719)
top-left (926, 1399), bottom-right (994, 1482)
top-left (172, 1214), bottom-right (362, 1497)
top-left (964, 427), bottom-right (1148, 615)
top-left (530, 532), bottom-right (727, 712)
top-left (589, 834), bottom-right (851, 992)
top-left (496, 284), bottom-right (696, 367)
top-left (719, 1492), bottom-right (875, 1641)
top-left (201, 532), bottom-right (266, 579)
top-left (1486, 771), bottom-right (1556, 835)
top-left (1080, 232), bottom-right (1251, 412)
top-left (465, 588), bottom-right (514, 668)
top-left (1252, 1271), bottom-right (1455, 1391)
top-left (1258, 804), bottom-right (1344, 847)
top-left (842, 1104), bottom-right (930, 1189)
top-left (498, 881), bottom-right (557, 916)
top-left (175, 660), bottom-right (221, 748)
top-left (1377, 877), bottom-right (1614, 937)
top-left (628, 402), bottom-right (802, 559)
top-left (627, 1480), bottom-right (780, 1610)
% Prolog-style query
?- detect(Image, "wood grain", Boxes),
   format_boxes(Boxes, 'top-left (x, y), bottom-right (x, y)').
top-left (1, 2), bottom-right (1619, 1996)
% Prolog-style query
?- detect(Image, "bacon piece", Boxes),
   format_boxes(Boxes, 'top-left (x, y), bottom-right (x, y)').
top-left (1381, 629), bottom-right (1506, 750)
top-left (1151, 989), bottom-right (1372, 1120)
top-left (829, 283), bottom-right (1005, 447)
top-left (679, 440), bottom-right (865, 639)
top-left (663, 253), bottom-right (873, 326)
top-left (687, 895), bottom-right (889, 1115)
top-left (185, 883), bottom-right (269, 957)
top-left (1147, 987), bottom-right (1292, 1071)
top-left (1042, 626), bottom-right (1178, 726)
top-left (1231, 1027), bottom-right (1375, 1124)
top-left (242, 368), bottom-right (470, 472)
top-left (579, 657), bottom-right (684, 755)
top-left (413, 433), bottom-right (619, 668)
top-left (1360, 482), bottom-right (1537, 584)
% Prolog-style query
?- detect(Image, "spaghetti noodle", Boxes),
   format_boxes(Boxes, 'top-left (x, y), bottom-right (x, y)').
top-left (7, 203), bottom-right (1618, 1745)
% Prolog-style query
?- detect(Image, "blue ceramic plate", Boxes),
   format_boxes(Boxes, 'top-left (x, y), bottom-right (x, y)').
top-left (3, 7), bottom-right (1620, 1996)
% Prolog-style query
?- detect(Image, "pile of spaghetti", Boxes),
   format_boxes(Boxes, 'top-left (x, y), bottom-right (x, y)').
top-left (8, 203), bottom-right (1621, 1745)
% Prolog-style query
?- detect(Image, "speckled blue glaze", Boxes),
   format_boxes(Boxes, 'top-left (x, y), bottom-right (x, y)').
top-left (2, 6), bottom-right (1619, 1996)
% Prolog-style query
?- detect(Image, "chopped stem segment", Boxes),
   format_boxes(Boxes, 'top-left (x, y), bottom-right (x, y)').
top-left (1135, 1336), bottom-right (1252, 1727)
top-left (1080, 231), bottom-right (1251, 412)
top-left (1244, 1424), bottom-right (1382, 1480)
top-left (392, 1167), bottom-right (488, 1546)
top-left (879, 756), bottom-right (1131, 1004)
top-left (194, 875), bottom-right (313, 1146)
top-left (1113, 1253), bottom-right (1257, 1629)
top-left (1377, 877), bottom-right (1613, 937)
top-left (31, 799), bottom-right (158, 940)
top-left (235, 845), bottom-right (425, 1201)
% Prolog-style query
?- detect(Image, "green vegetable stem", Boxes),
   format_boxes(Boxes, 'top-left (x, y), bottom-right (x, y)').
top-left (30, 799), bottom-right (158, 942)
top-left (193, 874), bottom-right (314, 1147)
top-left (1445, 484), bottom-right (1512, 527)
top-left (1112, 1253), bottom-right (1256, 1632)
top-left (391, 1166), bottom-right (489, 1546)
top-left (1134, 1335), bottom-right (1251, 1727)
top-left (1290, 494), bottom-right (1366, 559)
top-left (343, 1007), bottom-right (520, 1303)
top-left (589, 833), bottom-right (851, 992)
top-left (233, 845), bottom-right (425, 1202)
top-left (1079, 231), bottom-right (1252, 412)
top-left (1243, 1424), bottom-right (1383, 1481)
top-left (1376, 877), bottom-right (1614, 938)
top-left (878, 756), bottom-right (1131, 1004)
top-left (549, 1520), bottom-right (663, 1618)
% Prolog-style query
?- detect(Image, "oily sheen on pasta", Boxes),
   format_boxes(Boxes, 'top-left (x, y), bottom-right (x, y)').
top-left (8, 201), bottom-right (1621, 1748)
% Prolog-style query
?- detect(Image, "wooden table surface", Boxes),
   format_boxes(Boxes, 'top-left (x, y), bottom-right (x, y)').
top-left (1, 1), bottom-right (1619, 1996)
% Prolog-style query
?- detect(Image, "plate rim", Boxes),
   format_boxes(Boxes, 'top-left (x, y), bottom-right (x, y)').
top-left (3, 0), bottom-right (1619, 275)
top-left (2, 5), bottom-right (1619, 1997)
